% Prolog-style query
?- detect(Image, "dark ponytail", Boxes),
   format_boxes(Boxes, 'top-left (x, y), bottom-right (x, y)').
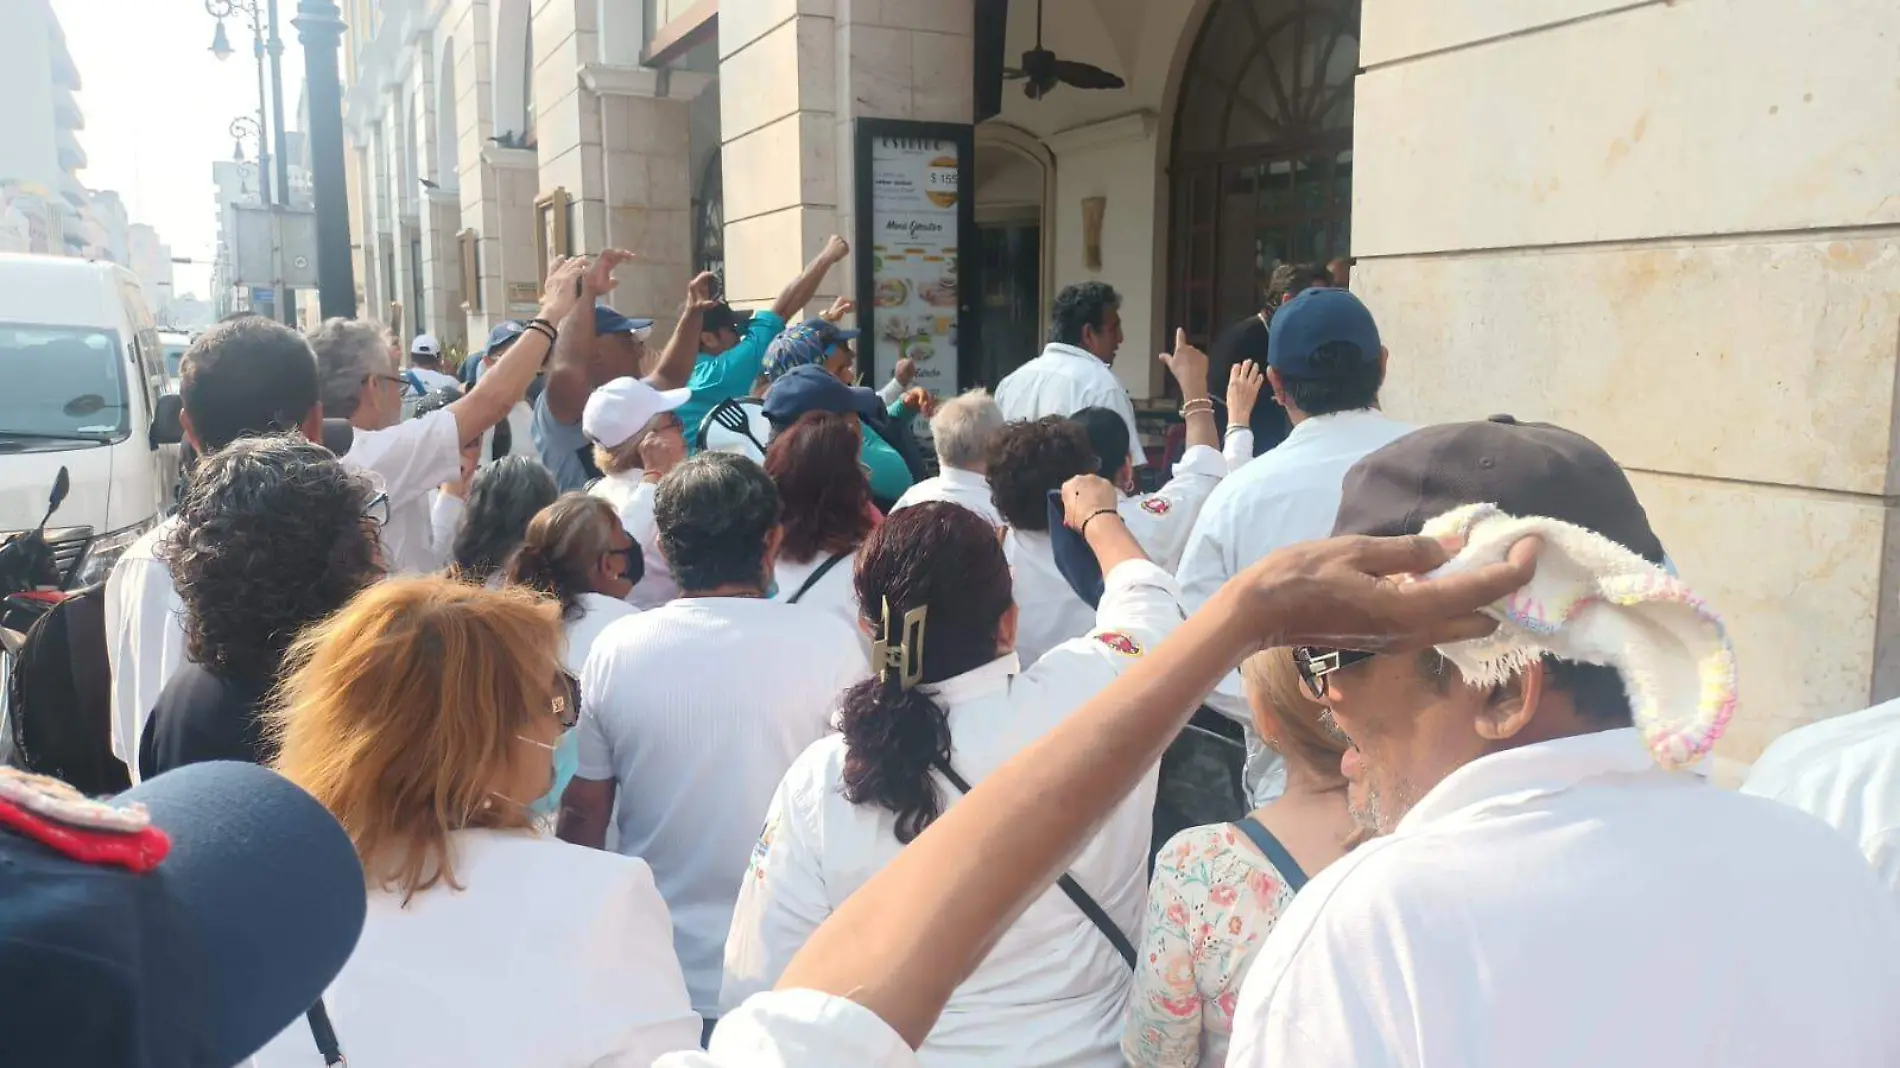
top-left (502, 494), bottom-right (638, 621)
top-left (838, 503), bottom-right (1013, 843)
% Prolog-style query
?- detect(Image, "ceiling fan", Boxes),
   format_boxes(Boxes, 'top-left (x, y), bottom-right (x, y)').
top-left (1003, 0), bottom-right (1126, 100)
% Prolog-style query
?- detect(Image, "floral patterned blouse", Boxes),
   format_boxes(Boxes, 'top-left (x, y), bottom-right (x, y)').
top-left (1122, 822), bottom-right (1299, 1067)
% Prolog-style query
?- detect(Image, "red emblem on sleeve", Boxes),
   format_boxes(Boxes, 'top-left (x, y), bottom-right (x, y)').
top-left (1138, 498), bottom-right (1172, 516)
top-left (1095, 632), bottom-right (1142, 656)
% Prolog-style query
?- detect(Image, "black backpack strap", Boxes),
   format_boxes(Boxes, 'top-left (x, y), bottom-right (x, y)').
top-left (786, 551), bottom-right (850, 605)
top-left (308, 998), bottom-right (344, 1065)
top-left (935, 760), bottom-right (1138, 969)
top-left (1233, 816), bottom-right (1308, 894)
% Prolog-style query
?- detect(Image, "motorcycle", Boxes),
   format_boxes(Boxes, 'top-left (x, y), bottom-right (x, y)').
top-left (0, 468), bottom-right (73, 754)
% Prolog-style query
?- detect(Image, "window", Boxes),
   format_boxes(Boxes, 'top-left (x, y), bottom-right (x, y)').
top-left (1169, 0), bottom-right (1360, 348)
top-left (0, 325), bottom-right (131, 443)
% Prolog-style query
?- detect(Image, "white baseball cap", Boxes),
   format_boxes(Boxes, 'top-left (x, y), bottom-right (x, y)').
top-left (583, 376), bottom-right (691, 449)
top-left (410, 333), bottom-right (441, 358)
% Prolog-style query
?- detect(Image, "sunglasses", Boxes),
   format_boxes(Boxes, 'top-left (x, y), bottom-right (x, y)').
top-left (360, 491), bottom-right (391, 527)
top-left (1293, 646), bottom-right (1376, 699)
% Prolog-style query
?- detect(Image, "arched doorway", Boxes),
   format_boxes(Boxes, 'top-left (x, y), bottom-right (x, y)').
top-left (1168, 0), bottom-right (1360, 346)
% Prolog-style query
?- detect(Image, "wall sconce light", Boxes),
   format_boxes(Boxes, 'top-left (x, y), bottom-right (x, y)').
top-left (1081, 195), bottom-right (1107, 271)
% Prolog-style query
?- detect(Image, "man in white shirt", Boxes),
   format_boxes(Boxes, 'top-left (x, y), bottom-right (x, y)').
top-left (109, 261), bottom-right (586, 779)
top-left (401, 332), bottom-right (461, 419)
top-left (889, 388), bottom-right (1003, 526)
top-left (1227, 418), bottom-right (1900, 1068)
top-left (986, 418), bottom-right (1102, 665)
top-left (993, 282), bottom-right (1143, 472)
top-left (1742, 697), bottom-right (1900, 902)
top-left (560, 452), bottom-right (866, 1028)
top-left (1068, 331), bottom-right (1227, 573)
top-left (1175, 287), bottom-right (1415, 802)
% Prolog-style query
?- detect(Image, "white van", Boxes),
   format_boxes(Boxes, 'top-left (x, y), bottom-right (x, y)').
top-left (0, 254), bottom-right (183, 588)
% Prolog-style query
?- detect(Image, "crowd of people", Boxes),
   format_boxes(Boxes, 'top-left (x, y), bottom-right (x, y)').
top-left (4, 240), bottom-right (1899, 1068)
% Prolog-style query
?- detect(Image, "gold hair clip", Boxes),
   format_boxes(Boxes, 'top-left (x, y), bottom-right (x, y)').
top-left (870, 597), bottom-right (928, 692)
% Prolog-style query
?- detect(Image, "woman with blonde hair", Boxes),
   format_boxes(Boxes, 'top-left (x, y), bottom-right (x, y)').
top-left (1122, 647), bottom-right (1355, 1068)
top-left (249, 576), bottom-right (701, 1067)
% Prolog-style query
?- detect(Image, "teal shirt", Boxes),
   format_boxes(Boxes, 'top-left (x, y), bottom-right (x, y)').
top-left (862, 422), bottom-right (913, 502)
top-left (678, 310), bottom-right (788, 450)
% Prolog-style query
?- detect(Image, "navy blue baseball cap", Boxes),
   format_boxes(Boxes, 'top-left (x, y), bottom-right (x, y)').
top-left (0, 762), bottom-right (366, 1067)
top-left (1266, 287), bottom-right (1383, 378)
top-left (763, 364), bottom-right (885, 428)
top-left (596, 305), bottom-right (654, 338)
top-left (479, 319), bottom-right (529, 358)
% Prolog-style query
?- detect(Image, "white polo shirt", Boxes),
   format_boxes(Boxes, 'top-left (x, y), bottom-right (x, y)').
top-left (1002, 528), bottom-right (1092, 667)
top-left (250, 829), bottom-right (702, 1067)
top-left (723, 560), bottom-right (1185, 1066)
top-left (1742, 697), bottom-right (1900, 902)
top-left (104, 517), bottom-right (183, 780)
top-left (343, 408), bottom-right (465, 575)
top-left (773, 548), bottom-right (862, 636)
top-left (993, 343), bottom-right (1144, 470)
top-left (574, 597), bottom-right (867, 1016)
top-left (1227, 729), bottom-right (1900, 1068)
top-left (890, 466), bottom-right (1002, 527)
top-left (1176, 408), bottom-right (1415, 803)
top-left (1115, 443), bottom-right (1227, 573)
top-left (656, 991), bottom-right (918, 1068)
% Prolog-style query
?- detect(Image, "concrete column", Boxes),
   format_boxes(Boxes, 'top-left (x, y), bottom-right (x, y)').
top-left (1353, 0), bottom-right (1900, 777)
top-left (452, 0), bottom-right (525, 339)
top-left (718, 0), bottom-right (973, 316)
top-left (531, 0), bottom-right (606, 252)
top-left (586, 69), bottom-right (705, 334)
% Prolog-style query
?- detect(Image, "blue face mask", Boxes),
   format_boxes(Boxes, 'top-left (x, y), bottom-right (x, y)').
top-left (530, 731), bottom-right (581, 819)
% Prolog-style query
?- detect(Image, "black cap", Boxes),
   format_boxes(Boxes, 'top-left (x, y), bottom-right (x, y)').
top-left (701, 302), bottom-right (754, 336)
top-left (0, 762), bottom-right (366, 1067)
top-left (1333, 415), bottom-right (1666, 564)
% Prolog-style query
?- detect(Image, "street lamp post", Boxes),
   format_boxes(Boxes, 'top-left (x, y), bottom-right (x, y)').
top-left (208, 0), bottom-right (298, 325)
top-left (295, 0), bottom-right (356, 320)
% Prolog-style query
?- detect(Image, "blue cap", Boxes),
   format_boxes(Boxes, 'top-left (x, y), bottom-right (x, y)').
top-left (1266, 287), bottom-right (1382, 378)
top-left (479, 319), bottom-right (529, 357)
top-left (0, 762), bottom-right (366, 1067)
top-left (762, 364), bottom-right (884, 428)
top-left (1046, 490), bottom-right (1106, 608)
top-left (761, 320), bottom-right (861, 381)
top-left (595, 305), bottom-right (655, 337)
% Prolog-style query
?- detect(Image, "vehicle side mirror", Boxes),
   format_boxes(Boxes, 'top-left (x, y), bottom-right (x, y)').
top-left (150, 393), bottom-right (184, 448)
top-left (49, 467), bottom-right (69, 512)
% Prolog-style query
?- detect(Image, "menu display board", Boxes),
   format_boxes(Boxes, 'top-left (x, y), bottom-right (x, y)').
top-left (856, 121), bottom-right (975, 406)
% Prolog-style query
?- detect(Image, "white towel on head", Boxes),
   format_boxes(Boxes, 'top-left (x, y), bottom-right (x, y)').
top-left (1420, 504), bottom-right (1737, 770)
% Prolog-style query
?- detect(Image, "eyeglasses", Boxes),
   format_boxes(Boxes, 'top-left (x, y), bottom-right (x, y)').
top-left (359, 491), bottom-right (391, 527)
top-left (1293, 646), bottom-right (1376, 699)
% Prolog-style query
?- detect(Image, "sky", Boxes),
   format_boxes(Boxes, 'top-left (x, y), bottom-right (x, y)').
top-left (53, 0), bottom-right (308, 298)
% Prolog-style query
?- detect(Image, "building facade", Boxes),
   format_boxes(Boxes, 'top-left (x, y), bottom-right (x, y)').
top-left (339, 0), bottom-right (1900, 775)
top-left (0, 0), bottom-right (91, 256)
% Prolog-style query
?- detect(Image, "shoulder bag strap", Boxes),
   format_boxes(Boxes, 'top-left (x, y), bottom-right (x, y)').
top-left (1233, 816), bottom-right (1309, 894)
top-left (308, 998), bottom-right (344, 1065)
top-left (787, 551), bottom-right (851, 605)
top-left (935, 760), bottom-right (1138, 969)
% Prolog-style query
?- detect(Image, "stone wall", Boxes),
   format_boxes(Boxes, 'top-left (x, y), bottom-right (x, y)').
top-left (1353, 0), bottom-right (1900, 776)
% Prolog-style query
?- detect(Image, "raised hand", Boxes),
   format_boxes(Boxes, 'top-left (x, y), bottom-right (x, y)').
top-left (899, 388), bottom-right (937, 417)
top-left (822, 295), bottom-right (857, 323)
top-left (1227, 360), bottom-right (1266, 426)
top-left (537, 256), bottom-right (590, 323)
top-left (1059, 474), bottom-right (1121, 532)
top-left (1158, 328), bottom-right (1211, 401)
top-left (686, 271), bottom-right (721, 314)
top-left (894, 357), bottom-right (917, 388)
top-left (584, 248), bottom-right (636, 297)
top-left (822, 234), bottom-right (851, 264)
top-left (1240, 534), bottom-right (1542, 654)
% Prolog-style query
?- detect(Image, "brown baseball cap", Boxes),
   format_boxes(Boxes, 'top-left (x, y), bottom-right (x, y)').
top-left (1332, 415), bottom-right (1666, 564)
